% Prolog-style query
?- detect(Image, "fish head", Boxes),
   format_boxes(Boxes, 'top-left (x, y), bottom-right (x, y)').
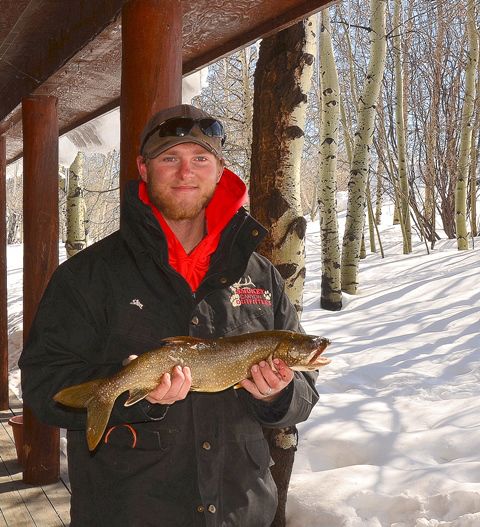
top-left (275, 332), bottom-right (331, 371)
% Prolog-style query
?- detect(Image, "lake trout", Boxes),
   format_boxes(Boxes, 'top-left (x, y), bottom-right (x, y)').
top-left (54, 330), bottom-right (330, 450)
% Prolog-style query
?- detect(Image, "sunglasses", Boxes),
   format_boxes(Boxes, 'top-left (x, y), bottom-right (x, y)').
top-left (142, 117), bottom-right (226, 152)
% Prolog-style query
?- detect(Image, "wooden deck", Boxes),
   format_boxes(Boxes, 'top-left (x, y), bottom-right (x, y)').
top-left (0, 391), bottom-right (71, 526)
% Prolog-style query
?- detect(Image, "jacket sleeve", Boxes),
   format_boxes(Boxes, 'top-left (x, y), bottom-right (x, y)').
top-left (240, 265), bottom-right (319, 427)
top-left (19, 264), bottom-right (166, 431)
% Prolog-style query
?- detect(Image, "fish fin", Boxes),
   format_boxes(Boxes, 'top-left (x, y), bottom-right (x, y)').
top-left (85, 396), bottom-right (115, 451)
top-left (159, 336), bottom-right (205, 346)
top-left (266, 353), bottom-right (278, 372)
top-left (124, 388), bottom-right (151, 406)
top-left (167, 354), bottom-right (186, 366)
top-left (53, 379), bottom-right (103, 408)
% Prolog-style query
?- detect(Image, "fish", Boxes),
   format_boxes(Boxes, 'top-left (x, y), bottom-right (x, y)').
top-left (53, 330), bottom-right (331, 450)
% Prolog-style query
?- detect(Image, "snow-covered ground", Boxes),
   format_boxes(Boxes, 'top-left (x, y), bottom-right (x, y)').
top-left (289, 205), bottom-right (480, 526)
top-left (7, 203), bottom-right (480, 526)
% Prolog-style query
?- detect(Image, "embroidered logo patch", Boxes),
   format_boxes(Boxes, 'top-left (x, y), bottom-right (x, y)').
top-left (130, 299), bottom-right (143, 310)
top-left (229, 276), bottom-right (272, 307)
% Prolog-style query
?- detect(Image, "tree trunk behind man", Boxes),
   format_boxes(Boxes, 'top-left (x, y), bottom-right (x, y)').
top-left (250, 17), bottom-right (315, 527)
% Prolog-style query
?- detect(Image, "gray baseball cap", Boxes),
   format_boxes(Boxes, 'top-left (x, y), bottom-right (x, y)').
top-left (139, 104), bottom-right (225, 159)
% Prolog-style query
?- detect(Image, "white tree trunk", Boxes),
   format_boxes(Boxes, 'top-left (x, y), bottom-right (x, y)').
top-left (393, 0), bottom-right (412, 254)
top-left (66, 151), bottom-right (87, 258)
top-left (455, 0), bottom-right (478, 250)
top-left (318, 9), bottom-right (342, 311)
top-left (250, 17), bottom-right (316, 312)
top-left (341, 0), bottom-right (387, 294)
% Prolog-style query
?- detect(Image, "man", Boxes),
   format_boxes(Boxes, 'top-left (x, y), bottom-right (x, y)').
top-left (20, 104), bottom-right (319, 527)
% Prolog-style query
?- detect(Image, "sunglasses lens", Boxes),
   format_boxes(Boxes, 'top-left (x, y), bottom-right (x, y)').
top-left (198, 119), bottom-right (225, 138)
top-left (157, 118), bottom-right (195, 138)
top-left (150, 116), bottom-right (226, 150)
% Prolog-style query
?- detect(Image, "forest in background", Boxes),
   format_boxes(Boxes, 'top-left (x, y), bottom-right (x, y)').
top-left (5, 0), bottom-right (480, 286)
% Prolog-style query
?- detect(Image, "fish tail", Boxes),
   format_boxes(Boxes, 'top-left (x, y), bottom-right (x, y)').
top-left (54, 379), bottom-right (114, 451)
top-left (54, 379), bottom-right (103, 408)
top-left (85, 395), bottom-right (115, 451)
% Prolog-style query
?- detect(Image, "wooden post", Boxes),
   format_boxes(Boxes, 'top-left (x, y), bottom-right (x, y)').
top-left (120, 0), bottom-right (183, 195)
top-left (0, 135), bottom-right (8, 410)
top-left (22, 95), bottom-right (60, 485)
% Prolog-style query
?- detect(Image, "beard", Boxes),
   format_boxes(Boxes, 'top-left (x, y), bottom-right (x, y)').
top-left (146, 178), bottom-right (217, 221)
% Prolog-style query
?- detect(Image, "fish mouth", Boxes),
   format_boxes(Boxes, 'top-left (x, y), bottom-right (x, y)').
top-left (307, 337), bottom-right (331, 367)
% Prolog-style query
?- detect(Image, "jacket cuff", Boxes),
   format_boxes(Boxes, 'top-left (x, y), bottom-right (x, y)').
top-left (138, 400), bottom-right (170, 421)
top-left (242, 372), bottom-right (318, 428)
top-left (242, 382), bottom-right (293, 423)
top-left (110, 392), bottom-right (169, 423)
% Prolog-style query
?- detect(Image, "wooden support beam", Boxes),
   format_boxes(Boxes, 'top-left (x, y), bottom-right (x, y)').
top-left (120, 0), bottom-right (183, 195)
top-left (0, 135), bottom-right (7, 410)
top-left (22, 95), bottom-right (60, 485)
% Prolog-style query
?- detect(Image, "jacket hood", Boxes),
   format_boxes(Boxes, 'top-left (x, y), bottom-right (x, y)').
top-left (138, 167), bottom-right (248, 238)
top-left (121, 169), bottom-right (263, 293)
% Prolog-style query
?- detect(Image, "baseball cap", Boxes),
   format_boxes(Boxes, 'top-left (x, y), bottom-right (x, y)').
top-left (139, 104), bottom-right (225, 159)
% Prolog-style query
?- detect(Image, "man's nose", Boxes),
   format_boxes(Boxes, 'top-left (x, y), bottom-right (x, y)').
top-left (177, 159), bottom-right (193, 178)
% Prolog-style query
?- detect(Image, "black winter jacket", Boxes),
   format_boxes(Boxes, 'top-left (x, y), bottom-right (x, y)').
top-left (20, 180), bottom-right (319, 527)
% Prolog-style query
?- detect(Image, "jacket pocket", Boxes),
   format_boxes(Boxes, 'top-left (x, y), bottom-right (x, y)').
top-left (245, 437), bottom-right (273, 474)
top-left (224, 436), bottom-right (272, 483)
top-left (94, 427), bottom-right (177, 476)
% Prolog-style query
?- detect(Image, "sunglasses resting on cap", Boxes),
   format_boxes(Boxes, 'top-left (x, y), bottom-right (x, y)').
top-left (140, 105), bottom-right (226, 159)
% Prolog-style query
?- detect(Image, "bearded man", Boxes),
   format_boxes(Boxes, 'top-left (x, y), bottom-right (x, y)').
top-left (20, 104), bottom-right (319, 527)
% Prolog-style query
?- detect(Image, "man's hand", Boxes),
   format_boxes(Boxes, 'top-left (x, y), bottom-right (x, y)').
top-left (145, 365), bottom-right (192, 405)
top-left (239, 358), bottom-right (294, 402)
top-left (122, 356), bottom-right (192, 405)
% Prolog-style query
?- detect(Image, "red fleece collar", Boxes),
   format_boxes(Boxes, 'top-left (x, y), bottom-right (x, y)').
top-left (138, 168), bottom-right (248, 291)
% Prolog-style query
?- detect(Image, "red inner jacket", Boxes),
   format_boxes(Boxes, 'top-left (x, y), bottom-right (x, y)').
top-left (138, 168), bottom-right (248, 291)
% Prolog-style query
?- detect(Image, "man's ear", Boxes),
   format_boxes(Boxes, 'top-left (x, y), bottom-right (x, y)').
top-left (136, 155), bottom-right (148, 182)
top-left (216, 158), bottom-right (225, 183)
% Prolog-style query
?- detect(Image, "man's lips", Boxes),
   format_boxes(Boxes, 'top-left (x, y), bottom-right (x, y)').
top-left (171, 186), bottom-right (198, 192)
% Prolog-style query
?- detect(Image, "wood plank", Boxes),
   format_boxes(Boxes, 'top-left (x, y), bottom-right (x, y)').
top-left (42, 482), bottom-right (71, 527)
top-left (0, 393), bottom-right (71, 526)
top-left (0, 417), bottom-right (35, 526)
top-left (0, 467), bottom-right (35, 526)
top-left (0, 425), bottom-right (68, 526)
top-left (0, 412), bottom-right (22, 472)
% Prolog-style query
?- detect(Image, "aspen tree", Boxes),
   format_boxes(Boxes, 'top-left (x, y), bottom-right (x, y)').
top-left (366, 182), bottom-right (376, 253)
top-left (250, 19), bottom-right (316, 527)
top-left (373, 91), bottom-right (385, 227)
top-left (66, 151), bottom-right (87, 257)
top-left (455, 0), bottom-right (478, 250)
top-left (250, 19), bottom-right (315, 312)
top-left (341, 0), bottom-right (387, 295)
top-left (470, 65), bottom-right (480, 237)
top-left (424, 0), bottom-right (444, 243)
top-left (318, 9), bottom-right (342, 311)
top-left (393, 0), bottom-right (412, 253)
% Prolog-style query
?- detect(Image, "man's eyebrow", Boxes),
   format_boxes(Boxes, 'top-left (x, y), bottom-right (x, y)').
top-left (160, 148), bottom-right (213, 156)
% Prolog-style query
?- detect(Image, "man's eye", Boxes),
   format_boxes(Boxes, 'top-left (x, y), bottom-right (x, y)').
top-left (162, 157), bottom-right (177, 162)
top-left (195, 156), bottom-right (207, 162)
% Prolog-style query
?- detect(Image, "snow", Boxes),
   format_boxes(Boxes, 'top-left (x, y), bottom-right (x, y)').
top-left (289, 206), bottom-right (480, 526)
top-left (6, 204), bottom-right (480, 526)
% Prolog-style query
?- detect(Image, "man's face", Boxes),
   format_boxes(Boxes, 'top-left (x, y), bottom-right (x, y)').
top-left (137, 143), bottom-right (223, 221)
